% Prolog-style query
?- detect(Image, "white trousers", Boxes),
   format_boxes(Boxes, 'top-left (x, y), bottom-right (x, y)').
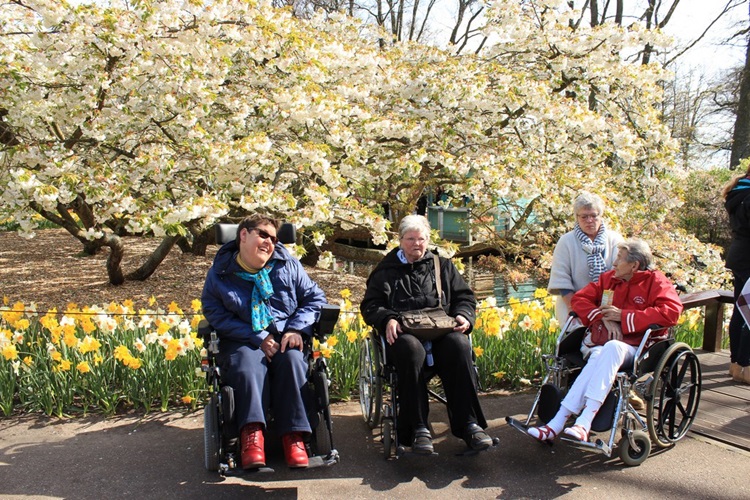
top-left (560, 340), bottom-right (636, 414)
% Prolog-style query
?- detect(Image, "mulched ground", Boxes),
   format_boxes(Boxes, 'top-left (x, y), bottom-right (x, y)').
top-left (0, 228), bottom-right (367, 313)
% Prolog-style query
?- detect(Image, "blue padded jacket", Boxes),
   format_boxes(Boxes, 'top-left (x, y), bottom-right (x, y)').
top-left (201, 239), bottom-right (326, 347)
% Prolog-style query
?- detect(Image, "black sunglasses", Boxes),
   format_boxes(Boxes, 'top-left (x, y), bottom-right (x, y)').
top-left (251, 228), bottom-right (278, 245)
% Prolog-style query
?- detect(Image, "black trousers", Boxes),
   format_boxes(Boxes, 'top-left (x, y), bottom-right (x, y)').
top-left (387, 331), bottom-right (487, 444)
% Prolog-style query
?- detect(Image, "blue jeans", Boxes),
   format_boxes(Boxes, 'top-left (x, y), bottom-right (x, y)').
top-left (729, 269), bottom-right (750, 367)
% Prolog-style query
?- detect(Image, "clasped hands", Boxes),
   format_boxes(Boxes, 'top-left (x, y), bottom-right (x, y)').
top-left (385, 314), bottom-right (470, 345)
top-left (600, 305), bottom-right (623, 341)
top-left (260, 331), bottom-right (303, 361)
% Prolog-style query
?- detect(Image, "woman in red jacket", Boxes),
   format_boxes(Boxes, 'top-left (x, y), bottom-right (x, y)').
top-left (527, 239), bottom-right (683, 443)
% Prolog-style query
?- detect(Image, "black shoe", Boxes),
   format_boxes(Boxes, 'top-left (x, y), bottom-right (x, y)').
top-left (464, 423), bottom-right (492, 451)
top-left (412, 427), bottom-right (434, 454)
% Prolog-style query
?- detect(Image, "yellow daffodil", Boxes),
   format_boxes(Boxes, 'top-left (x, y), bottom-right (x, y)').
top-left (114, 345), bottom-right (131, 361)
top-left (79, 335), bottom-right (102, 354)
top-left (473, 346), bottom-right (484, 358)
top-left (191, 299), bottom-right (202, 313)
top-left (125, 356), bottom-right (142, 370)
top-left (63, 329), bottom-right (78, 348)
top-left (76, 361), bottom-right (91, 374)
top-left (2, 343), bottom-right (18, 360)
top-left (182, 395), bottom-right (195, 404)
top-left (346, 330), bottom-right (358, 343)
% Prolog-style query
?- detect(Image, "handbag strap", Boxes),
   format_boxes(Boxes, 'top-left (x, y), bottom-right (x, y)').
top-left (433, 254), bottom-right (443, 304)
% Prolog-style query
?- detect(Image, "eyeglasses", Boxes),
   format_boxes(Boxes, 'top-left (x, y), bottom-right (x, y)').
top-left (577, 213), bottom-right (600, 221)
top-left (251, 228), bottom-right (278, 245)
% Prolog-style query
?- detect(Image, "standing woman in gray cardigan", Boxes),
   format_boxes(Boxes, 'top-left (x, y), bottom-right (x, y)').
top-left (547, 192), bottom-right (624, 325)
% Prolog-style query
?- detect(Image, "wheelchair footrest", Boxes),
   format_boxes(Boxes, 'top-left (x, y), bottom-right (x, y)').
top-left (455, 437), bottom-right (501, 456)
top-left (559, 435), bottom-right (611, 457)
top-left (307, 449), bottom-right (340, 468)
top-left (505, 416), bottom-right (553, 447)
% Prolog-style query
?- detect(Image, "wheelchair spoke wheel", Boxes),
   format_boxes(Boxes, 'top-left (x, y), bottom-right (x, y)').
top-left (203, 394), bottom-right (221, 471)
top-left (619, 429), bottom-right (651, 466)
top-left (647, 343), bottom-right (701, 449)
top-left (359, 333), bottom-right (382, 429)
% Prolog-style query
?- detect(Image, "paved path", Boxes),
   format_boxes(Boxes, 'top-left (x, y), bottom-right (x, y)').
top-left (1, 393), bottom-right (749, 499)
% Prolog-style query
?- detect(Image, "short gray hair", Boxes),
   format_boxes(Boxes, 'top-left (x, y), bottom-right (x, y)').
top-left (617, 239), bottom-right (654, 270)
top-left (399, 215), bottom-right (431, 240)
top-left (573, 192), bottom-right (605, 217)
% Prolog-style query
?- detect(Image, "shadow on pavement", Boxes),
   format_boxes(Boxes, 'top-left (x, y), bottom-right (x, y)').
top-left (2, 393), bottom-right (749, 499)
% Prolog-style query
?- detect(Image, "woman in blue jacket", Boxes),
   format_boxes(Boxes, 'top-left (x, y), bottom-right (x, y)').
top-left (201, 214), bottom-right (326, 469)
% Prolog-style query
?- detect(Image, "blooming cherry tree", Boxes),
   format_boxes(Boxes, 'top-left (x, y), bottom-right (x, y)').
top-left (0, 0), bottom-right (727, 290)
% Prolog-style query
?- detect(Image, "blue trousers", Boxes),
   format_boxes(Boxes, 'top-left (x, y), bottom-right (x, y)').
top-left (730, 269), bottom-right (750, 367)
top-left (217, 339), bottom-right (311, 435)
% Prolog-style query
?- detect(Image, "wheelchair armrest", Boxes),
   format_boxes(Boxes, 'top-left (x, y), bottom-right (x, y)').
top-left (314, 304), bottom-right (340, 339)
top-left (198, 319), bottom-right (213, 341)
top-left (197, 319), bottom-right (220, 355)
top-left (633, 324), bottom-right (668, 372)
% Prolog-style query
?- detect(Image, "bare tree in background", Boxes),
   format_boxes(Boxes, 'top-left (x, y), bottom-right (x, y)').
top-left (730, 1), bottom-right (750, 169)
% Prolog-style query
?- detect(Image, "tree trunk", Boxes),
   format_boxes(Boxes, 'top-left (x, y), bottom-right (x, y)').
top-left (731, 10), bottom-right (750, 170)
top-left (125, 234), bottom-right (180, 281)
top-left (103, 233), bottom-right (126, 285)
top-left (327, 242), bottom-right (387, 263)
top-left (190, 227), bottom-right (213, 256)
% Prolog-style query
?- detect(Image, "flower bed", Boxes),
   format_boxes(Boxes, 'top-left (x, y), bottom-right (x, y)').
top-left (0, 290), bottom-right (710, 417)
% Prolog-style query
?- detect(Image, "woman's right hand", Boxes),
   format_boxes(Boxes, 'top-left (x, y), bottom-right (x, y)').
top-left (260, 334), bottom-right (279, 360)
top-left (385, 318), bottom-right (402, 345)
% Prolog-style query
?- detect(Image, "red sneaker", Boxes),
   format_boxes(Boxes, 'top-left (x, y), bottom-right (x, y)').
top-left (240, 423), bottom-right (265, 469)
top-left (282, 432), bottom-right (309, 468)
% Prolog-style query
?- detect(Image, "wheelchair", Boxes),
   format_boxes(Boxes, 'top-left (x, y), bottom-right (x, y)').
top-left (359, 328), bottom-right (498, 459)
top-left (506, 314), bottom-right (702, 466)
top-left (199, 222), bottom-right (341, 474)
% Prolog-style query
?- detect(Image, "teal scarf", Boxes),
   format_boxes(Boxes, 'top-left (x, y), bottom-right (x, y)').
top-left (235, 260), bottom-right (276, 332)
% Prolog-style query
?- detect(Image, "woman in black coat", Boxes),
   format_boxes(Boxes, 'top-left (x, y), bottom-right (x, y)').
top-left (360, 215), bottom-right (491, 453)
top-left (724, 163), bottom-right (750, 384)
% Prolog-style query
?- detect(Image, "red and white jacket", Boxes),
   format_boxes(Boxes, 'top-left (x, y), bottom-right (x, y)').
top-left (571, 269), bottom-right (683, 347)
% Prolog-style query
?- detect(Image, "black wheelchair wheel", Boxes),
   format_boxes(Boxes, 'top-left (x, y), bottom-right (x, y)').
top-left (359, 333), bottom-right (382, 429)
top-left (203, 394), bottom-right (220, 471)
top-left (312, 367), bottom-right (330, 414)
top-left (382, 418), bottom-right (393, 459)
top-left (619, 429), bottom-right (651, 466)
top-left (647, 342), bottom-right (701, 449)
top-left (312, 410), bottom-right (333, 456)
